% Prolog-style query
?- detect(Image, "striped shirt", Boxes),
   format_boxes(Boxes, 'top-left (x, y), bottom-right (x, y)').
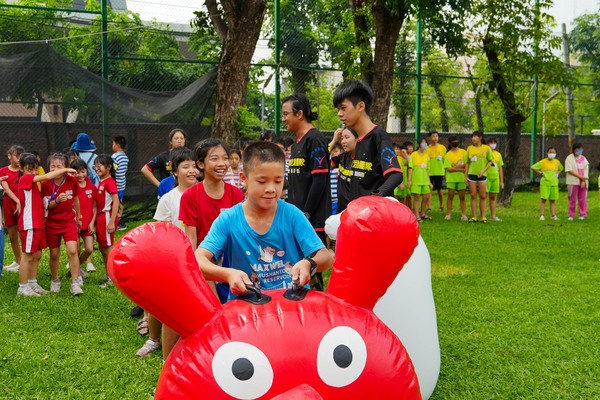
top-left (112, 151), bottom-right (129, 192)
top-left (330, 167), bottom-right (338, 204)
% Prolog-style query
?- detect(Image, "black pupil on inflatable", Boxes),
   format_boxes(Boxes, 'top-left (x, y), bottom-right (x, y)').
top-left (232, 358), bottom-right (254, 381)
top-left (333, 344), bottom-right (353, 368)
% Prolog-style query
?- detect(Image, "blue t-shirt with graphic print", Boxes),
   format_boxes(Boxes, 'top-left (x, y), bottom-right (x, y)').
top-left (200, 200), bottom-right (324, 298)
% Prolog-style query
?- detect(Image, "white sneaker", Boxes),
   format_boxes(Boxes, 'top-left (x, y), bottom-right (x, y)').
top-left (539, 215), bottom-right (545, 221)
top-left (444, 215), bottom-right (451, 221)
top-left (4, 262), bottom-right (20, 273)
top-left (568, 217), bottom-right (574, 221)
top-left (578, 216), bottom-right (585, 220)
top-left (50, 280), bottom-right (62, 293)
top-left (492, 217), bottom-right (502, 222)
top-left (461, 215), bottom-right (468, 221)
top-left (29, 283), bottom-right (50, 295)
top-left (17, 286), bottom-right (41, 297)
top-left (70, 282), bottom-right (84, 296)
top-left (551, 215), bottom-right (559, 220)
top-left (76, 276), bottom-right (84, 286)
top-left (86, 263), bottom-right (96, 272)
top-left (136, 339), bottom-right (161, 357)
top-left (79, 268), bottom-right (88, 280)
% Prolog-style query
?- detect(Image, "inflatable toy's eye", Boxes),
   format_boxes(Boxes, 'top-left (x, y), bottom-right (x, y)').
top-left (212, 341), bottom-right (274, 399)
top-left (317, 326), bottom-right (367, 387)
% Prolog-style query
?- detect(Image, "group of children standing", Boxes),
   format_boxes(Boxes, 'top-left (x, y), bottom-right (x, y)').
top-left (388, 132), bottom-right (593, 223)
top-left (0, 132), bottom-right (128, 297)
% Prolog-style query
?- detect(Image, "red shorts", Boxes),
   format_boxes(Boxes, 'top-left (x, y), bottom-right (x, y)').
top-left (3, 197), bottom-right (19, 227)
top-left (46, 222), bottom-right (79, 248)
top-left (79, 229), bottom-right (94, 239)
top-left (96, 212), bottom-right (117, 247)
top-left (20, 229), bottom-right (47, 253)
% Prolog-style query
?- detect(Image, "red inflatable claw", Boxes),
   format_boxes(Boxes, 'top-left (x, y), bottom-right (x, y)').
top-left (328, 196), bottom-right (420, 309)
top-left (108, 197), bottom-right (422, 400)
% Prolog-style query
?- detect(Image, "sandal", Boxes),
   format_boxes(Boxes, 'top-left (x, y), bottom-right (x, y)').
top-left (137, 316), bottom-right (149, 336)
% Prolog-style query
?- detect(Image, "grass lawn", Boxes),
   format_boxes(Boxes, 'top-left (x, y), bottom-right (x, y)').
top-left (1, 191), bottom-right (599, 399)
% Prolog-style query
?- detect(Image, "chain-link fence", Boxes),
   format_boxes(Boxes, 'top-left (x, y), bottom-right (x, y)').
top-left (1, 2), bottom-right (599, 198)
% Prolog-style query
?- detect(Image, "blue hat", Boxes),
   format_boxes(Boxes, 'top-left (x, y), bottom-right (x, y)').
top-left (71, 133), bottom-right (96, 151)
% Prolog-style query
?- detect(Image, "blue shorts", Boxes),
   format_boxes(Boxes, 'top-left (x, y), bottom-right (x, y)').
top-left (118, 190), bottom-right (125, 201)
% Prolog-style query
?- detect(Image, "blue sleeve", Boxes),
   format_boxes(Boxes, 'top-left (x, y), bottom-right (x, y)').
top-left (157, 176), bottom-right (175, 197)
top-left (290, 204), bottom-right (325, 257)
top-left (199, 210), bottom-right (230, 259)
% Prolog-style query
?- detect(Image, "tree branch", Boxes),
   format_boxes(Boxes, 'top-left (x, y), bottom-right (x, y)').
top-left (205, 0), bottom-right (227, 42)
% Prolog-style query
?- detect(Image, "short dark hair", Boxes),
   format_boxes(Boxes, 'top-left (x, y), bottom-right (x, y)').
top-left (428, 131), bottom-right (438, 137)
top-left (402, 141), bottom-right (414, 148)
top-left (47, 152), bottom-right (69, 169)
top-left (282, 93), bottom-right (318, 122)
top-left (170, 147), bottom-right (195, 185)
top-left (546, 146), bottom-right (557, 153)
top-left (113, 135), bottom-right (127, 150)
top-left (344, 126), bottom-right (358, 138)
top-left (331, 142), bottom-right (343, 152)
top-left (447, 135), bottom-right (458, 143)
top-left (19, 153), bottom-right (39, 170)
top-left (472, 131), bottom-right (484, 139)
top-left (243, 141), bottom-right (286, 175)
top-left (94, 154), bottom-right (116, 180)
top-left (70, 158), bottom-right (87, 172)
top-left (194, 139), bottom-right (229, 167)
top-left (7, 145), bottom-right (25, 156)
top-left (333, 80), bottom-right (374, 115)
top-left (572, 142), bottom-right (582, 153)
top-left (487, 137), bottom-right (498, 143)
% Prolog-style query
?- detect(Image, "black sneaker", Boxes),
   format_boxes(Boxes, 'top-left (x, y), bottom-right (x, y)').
top-left (130, 305), bottom-right (144, 318)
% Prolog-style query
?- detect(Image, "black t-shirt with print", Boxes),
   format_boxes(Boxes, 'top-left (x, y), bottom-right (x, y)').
top-left (331, 152), bottom-right (353, 213)
top-left (146, 150), bottom-right (172, 180)
top-left (350, 125), bottom-right (402, 199)
top-left (287, 128), bottom-right (331, 229)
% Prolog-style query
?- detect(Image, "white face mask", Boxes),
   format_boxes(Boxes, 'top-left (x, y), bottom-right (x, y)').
top-left (548, 153), bottom-right (556, 159)
top-left (489, 143), bottom-right (497, 150)
top-left (420, 143), bottom-right (427, 150)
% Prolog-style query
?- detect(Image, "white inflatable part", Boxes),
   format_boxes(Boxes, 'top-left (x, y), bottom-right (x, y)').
top-left (373, 236), bottom-right (440, 400)
top-left (325, 212), bottom-right (440, 400)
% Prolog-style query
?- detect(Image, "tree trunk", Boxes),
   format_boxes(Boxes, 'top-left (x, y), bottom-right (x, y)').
top-left (210, 0), bottom-right (267, 144)
top-left (350, 0), bottom-right (374, 86)
top-left (369, 0), bottom-right (407, 128)
top-left (466, 64), bottom-right (484, 132)
top-left (483, 34), bottom-right (526, 205)
top-left (432, 83), bottom-right (449, 132)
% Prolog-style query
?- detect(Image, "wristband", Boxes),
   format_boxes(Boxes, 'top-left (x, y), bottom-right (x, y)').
top-left (303, 256), bottom-right (318, 277)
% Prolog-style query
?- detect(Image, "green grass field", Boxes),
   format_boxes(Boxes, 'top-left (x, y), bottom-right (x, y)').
top-left (1, 191), bottom-right (598, 399)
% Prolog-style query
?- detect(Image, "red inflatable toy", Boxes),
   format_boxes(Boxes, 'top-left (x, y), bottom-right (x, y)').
top-left (108, 196), bottom-right (421, 400)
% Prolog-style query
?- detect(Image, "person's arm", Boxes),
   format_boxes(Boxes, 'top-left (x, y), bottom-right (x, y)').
top-left (328, 128), bottom-right (342, 151)
top-left (33, 168), bottom-right (76, 183)
top-left (303, 172), bottom-right (328, 218)
top-left (108, 193), bottom-right (120, 233)
top-left (47, 192), bottom-right (68, 210)
top-left (499, 166), bottom-right (504, 189)
top-left (2, 180), bottom-right (21, 214)
top-left (185, 225), bottom-right (198, 249)
top-left (141, 164), bottom-right (160, 187)
top-left (478, 160), bottom-right (493, 178)
top-left (89, 198), bottom-right (97, 234)
top-left (72, 196), bottom-right (82, 229)
top-left (195, 247), bottom-right (252, 295)
top-left (291, 247), bottom-right (333, 287)
top-left (375, 171), bottom-right (403, 196)
top-left (407, 166), bottom-right (413, 189)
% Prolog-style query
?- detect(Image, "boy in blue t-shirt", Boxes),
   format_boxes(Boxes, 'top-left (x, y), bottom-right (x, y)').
top-left (197, 142), bottom-right (333, 297)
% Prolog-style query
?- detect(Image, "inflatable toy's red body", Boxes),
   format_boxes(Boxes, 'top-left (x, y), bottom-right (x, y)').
top-left (109, 196), bottom-right (422, 400)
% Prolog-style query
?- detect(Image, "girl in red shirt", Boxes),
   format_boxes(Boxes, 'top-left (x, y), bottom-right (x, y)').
top-left (94, 155), bottom-right (120, 287)
top-left (1, 145), bottom-right (25, 271)
top-left (42, 153), bottom-right (83, 295)
top-left (70, 158), bottom-right (97, 274)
